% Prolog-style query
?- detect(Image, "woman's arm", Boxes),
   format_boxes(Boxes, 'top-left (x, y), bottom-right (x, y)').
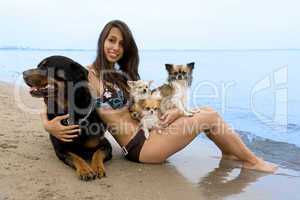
top-left (39, 65), bottom-right (101, 143)
top-left (87, 66), bottom-right (103, 98)
top-left (40, 104), bottom-right (80, 142)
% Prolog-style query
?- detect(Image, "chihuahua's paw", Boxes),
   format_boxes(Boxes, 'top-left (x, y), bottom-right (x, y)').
top-left (184, 111), bottom-right (194, 117)
top-left (144, 130), bottom-right (150, 139)
top-left (191, 108), bottom-right (201, 114)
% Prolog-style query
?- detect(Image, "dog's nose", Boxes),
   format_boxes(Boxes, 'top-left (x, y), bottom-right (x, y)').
top-left (23, 70), bottom-right (30, 78)
top-left (150, 110), bottom-right (153, 114)
top-left (23, 70), bottom-right (33, 83)
top-left (143, 89), bottom-right (147, 93)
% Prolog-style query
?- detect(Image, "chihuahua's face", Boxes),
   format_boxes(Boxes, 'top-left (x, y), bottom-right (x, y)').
top-left (165, 62), bottom-right (194, 86)
top-left (139, 99), bottom-right (161, 116)
top-left (128, 80), bottom-right (153, 98)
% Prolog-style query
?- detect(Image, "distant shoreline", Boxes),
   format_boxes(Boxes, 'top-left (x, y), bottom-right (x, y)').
top-left (1, 47), bottom-right (300, 52)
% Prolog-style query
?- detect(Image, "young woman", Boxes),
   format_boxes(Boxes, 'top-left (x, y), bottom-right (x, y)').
top-left (41, 20), bottom-right (277, 173)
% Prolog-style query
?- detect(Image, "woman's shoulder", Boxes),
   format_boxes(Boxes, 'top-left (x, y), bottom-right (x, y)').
top-left (86, 64), bottom-right (94, 69)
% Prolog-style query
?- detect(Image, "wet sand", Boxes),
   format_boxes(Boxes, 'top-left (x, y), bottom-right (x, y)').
top-left (0, 81), bottom-right (299, 200)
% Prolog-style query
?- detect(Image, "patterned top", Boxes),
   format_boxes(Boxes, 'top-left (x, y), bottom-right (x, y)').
top-left (95, 84), bottom-right (128, 110)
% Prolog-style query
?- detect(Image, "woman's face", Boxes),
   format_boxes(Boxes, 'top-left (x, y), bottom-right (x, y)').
top-left (104, 27), bottom-right (124, 63)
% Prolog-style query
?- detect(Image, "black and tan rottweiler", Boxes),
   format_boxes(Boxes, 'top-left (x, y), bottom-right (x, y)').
top-left (23, 55), bottom-right (112, 181)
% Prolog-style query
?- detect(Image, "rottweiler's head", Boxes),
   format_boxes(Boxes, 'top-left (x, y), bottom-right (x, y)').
top-left (23, 55), bottom-right (88, 99)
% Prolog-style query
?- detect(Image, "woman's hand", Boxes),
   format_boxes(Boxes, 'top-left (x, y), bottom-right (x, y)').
top-left (159, 108), bottom-right (183, 127)
top-left (87, 66), bottom-right (103, 98)
top-left (40, 106), bottom-right (80, 142)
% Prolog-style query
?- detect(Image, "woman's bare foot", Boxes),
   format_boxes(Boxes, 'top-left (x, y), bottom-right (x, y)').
top-left (243, 158), bottom-right (278, 173)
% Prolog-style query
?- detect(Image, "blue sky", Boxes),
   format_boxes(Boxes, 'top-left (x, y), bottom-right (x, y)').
top-left (1, 0), bottom-right (299, 49)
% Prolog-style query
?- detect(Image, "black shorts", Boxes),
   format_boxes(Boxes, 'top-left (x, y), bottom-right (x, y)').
top-left (122, 129), bottom-right (146, 163)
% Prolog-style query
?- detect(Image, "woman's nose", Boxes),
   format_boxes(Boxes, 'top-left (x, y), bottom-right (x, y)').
top-left (112, 43), bottom-right (120, 51)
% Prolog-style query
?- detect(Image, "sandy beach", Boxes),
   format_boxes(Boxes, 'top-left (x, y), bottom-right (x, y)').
top-left (0, 81), bottom-right (300, 200)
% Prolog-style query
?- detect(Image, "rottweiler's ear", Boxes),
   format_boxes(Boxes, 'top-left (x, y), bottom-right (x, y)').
top-left (37, 58), bottom-right (49, 69)
top-left (187, 62), bottom-right (195, 70)
top-left (165, 64), bottom-right (173, 73)
top-left (41, 59), bottom-right (48, 66)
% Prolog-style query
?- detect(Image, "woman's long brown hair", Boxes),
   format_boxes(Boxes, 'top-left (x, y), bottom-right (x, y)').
top-left (93, 20), bottom-right (140, 99)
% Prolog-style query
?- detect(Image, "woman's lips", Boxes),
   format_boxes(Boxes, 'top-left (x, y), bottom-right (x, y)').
top-left (107, 51), bottom-right (119, 59)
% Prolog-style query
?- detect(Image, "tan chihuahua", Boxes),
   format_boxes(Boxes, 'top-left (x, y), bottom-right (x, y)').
top-left (128, 80), bottom-right (153, 120)
top-left (139, 98), bottom-right (161, 139)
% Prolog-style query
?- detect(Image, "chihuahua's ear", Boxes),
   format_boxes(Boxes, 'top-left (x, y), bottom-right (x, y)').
top-left (165, 64), bottom-right (173, 73)
top-left (138, 99), bottom-right (146, 107)
top-left (157, 98), bottom-right (162, 104)
top-left (127, 80), bottom-right (135, 88)
top-left (148, 80), bottom-right (154, 86)
top-left (187, 62), bottom-right (195, 70)
top-left (151, 93), bottom-right (162, 101)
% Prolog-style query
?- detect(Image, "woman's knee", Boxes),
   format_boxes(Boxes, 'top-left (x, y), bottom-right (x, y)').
top-left (195, 107), bottom-right (222, 132)
top-left (201, 106), bottom-right (218, 113)
top-left (197, 106), bottom-right (220, 123)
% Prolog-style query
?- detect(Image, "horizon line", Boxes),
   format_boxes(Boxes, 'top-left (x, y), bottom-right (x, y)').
top-left (1, 46), bottom-right (300, 52)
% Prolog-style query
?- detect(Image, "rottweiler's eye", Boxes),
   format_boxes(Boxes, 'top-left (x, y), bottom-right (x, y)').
top-left (182, 72), bottom-right (186, 75)
top-left (56, 76), bottom-right (65, 81)
top-left (173, 72), bottom-right (178, 75)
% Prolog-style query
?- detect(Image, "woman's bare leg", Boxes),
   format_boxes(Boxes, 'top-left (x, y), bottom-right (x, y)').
top-left (139, 107), bottom-right (277, 173)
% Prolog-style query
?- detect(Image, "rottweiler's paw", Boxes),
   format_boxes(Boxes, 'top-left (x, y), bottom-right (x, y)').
top-left (76, 167), bottom-right (96, 181)
top-left (91, 150), bottom-right (107, 179)
top-left (92, 165), bottom-right (106, 179)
